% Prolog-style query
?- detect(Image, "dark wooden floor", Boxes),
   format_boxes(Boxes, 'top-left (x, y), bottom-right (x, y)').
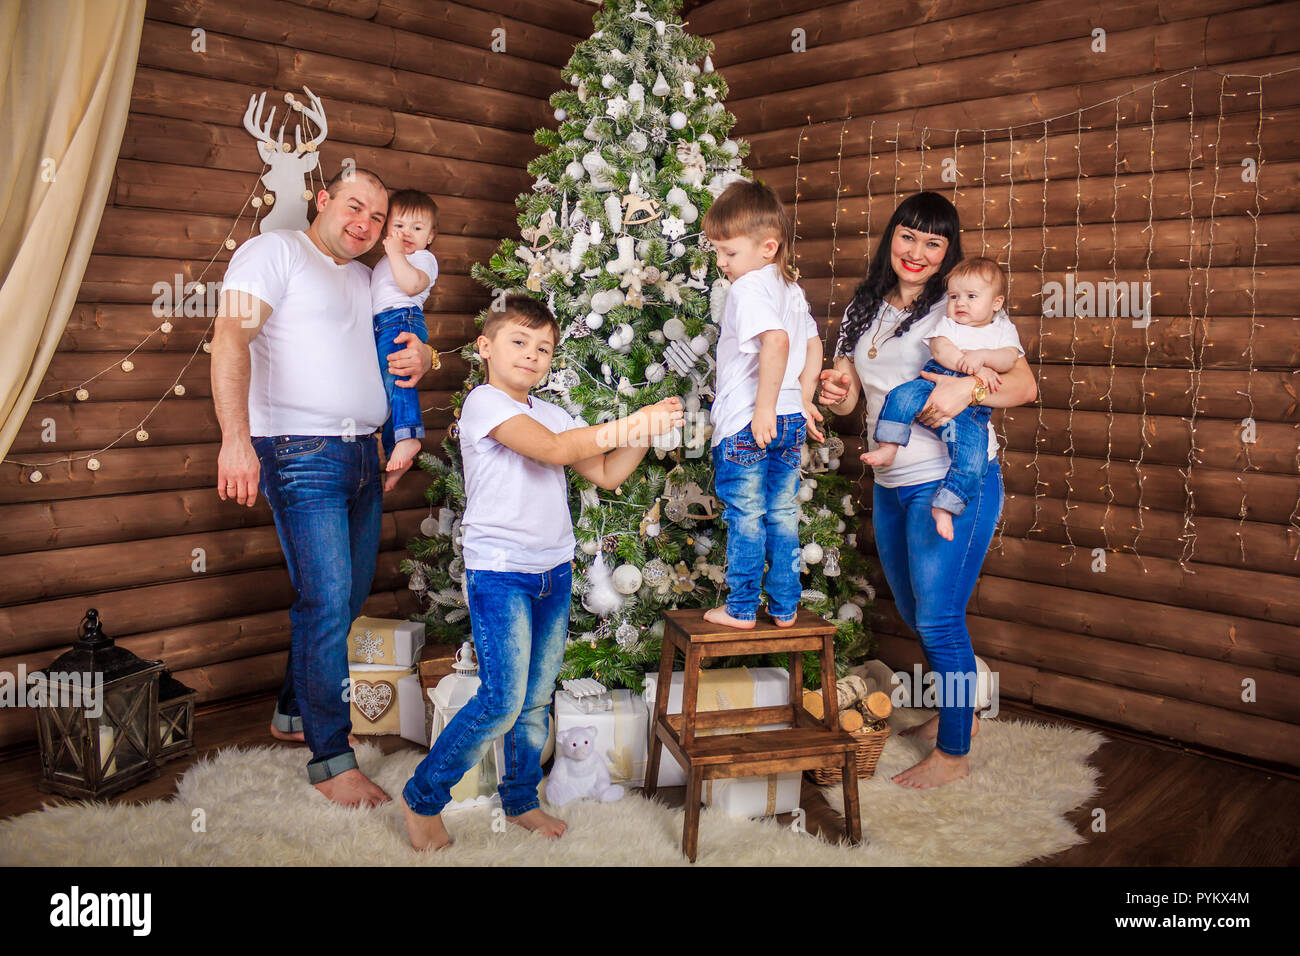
top-left (2, 694), bottom-right (1296, 865)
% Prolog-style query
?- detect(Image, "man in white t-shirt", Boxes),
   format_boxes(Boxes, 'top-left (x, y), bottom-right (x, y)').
top-left (211, 168), bottom-right (436, 808)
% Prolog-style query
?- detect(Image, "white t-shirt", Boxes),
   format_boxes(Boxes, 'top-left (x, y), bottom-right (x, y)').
top-left (845, 298), bottom-right (1009, 488)
top-left (710, 263), bottom-right (820, 446)
top-left (458, 384), bottom-right (583, 573)
top-left (923, 310), bottom-right (1024, 358)
top-left (221, 229), bottom-right (387, 437)
top-left (371, 249), bottom-right (439, 314)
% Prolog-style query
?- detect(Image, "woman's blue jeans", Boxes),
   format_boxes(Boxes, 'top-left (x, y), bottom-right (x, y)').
top-left (253, 433), bottom-right (383, 783)
top-left (373, 305), bottom-right (428, 460)
top-left (711, 414), bottom-right (805, 622)
top-left (872, 458), bottom-right (1003, 756)
top-left (403, 562), bottom-right (571, 817)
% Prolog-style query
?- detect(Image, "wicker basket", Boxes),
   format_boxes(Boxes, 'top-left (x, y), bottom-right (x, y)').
top-left (809, 722), bottom-right (890, 785)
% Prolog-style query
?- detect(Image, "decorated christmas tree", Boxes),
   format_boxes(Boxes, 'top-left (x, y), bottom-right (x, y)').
top-left (403, 0), bottom-right (874, 689)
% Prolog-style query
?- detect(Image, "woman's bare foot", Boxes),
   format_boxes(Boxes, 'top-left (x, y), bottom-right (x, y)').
top-left (268, 721), bottom-right (360, 747)
top-left (314, 767), bottom-right (391, 808)
top-left (403, 796), bottom-right (452, 851)
top-left (931, 506), bottom-right (954, 541)
top-left (860, 443), bottom-right (900, 467)
top-left (898, 712), bottom-right (980, 741)
top-left (507, 807), bottom-right (567, 838)
top-left (892, 747), bottom-right (969, 789)
top-left (386, 437), bottom-right (421, 473)
top-left (703, 606), bottom-right (755, 629)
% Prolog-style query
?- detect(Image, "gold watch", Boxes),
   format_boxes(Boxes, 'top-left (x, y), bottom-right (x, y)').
top-left (971, 381), bottom-right (989, 405)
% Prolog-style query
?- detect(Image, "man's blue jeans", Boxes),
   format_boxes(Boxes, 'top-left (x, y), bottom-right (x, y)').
top-left (711, 414), bottom-right (805, 622)
top-left (872, 458), bottom-right (1003, 756)
top-left (253, 433), bottom-right (383, 783)
top-left (873, 358), bottom-right (993, 515)
top-left (403, 561), bottom-right (571, 817)
top-left (373, 305), bottom-right (428, 461)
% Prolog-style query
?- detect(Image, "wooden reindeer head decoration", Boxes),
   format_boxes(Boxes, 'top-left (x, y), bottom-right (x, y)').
top-left (244, 87), bottom-right (329, 233)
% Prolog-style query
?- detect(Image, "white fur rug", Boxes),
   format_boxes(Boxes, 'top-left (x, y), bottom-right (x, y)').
top-left (0, 711), bottom-right (1102, 866)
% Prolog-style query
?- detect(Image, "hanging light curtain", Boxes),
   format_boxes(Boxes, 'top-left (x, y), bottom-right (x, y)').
top-left (0, 0), bottom-right (145, 460)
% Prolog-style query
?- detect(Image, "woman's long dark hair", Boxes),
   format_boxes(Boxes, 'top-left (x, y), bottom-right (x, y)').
top-left (834, 191), bottom-right (964, 358)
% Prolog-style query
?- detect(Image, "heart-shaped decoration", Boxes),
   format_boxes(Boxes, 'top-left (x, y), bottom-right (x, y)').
top-left (352, 680), bottom-right (395, 723)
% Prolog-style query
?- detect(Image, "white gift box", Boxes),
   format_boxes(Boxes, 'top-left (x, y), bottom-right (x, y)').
top-left (347, 615), bottom-right (426, 668)
top-left (642, 666), bottom-right (792, 792)
top-left (703, 771), bottom-right (801, 818)
top-left (554, 689), bottom-right (650, 787)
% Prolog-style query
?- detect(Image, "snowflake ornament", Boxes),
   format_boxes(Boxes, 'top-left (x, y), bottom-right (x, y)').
top-left (661, 215), bottom-right (686, 240)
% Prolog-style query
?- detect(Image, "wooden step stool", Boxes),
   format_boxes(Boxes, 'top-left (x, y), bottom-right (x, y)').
top-left (644, 608), bottom-right (863, 861)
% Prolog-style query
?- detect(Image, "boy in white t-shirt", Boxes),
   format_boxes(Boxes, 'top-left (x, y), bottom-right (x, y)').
top-left (371, 189), bottom-right (440, 476)
top-left (401, 294), bottom-right (682, 851)
top-left (701, 180), bottom-right (823, 630)
top-left (861, 257), bottom-right (1024, 540)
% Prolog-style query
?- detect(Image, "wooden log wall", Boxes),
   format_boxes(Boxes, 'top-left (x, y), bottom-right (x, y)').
top-left (0, 0), bottom-right (599, 750)
top-left (688, 0), bottom-right (1300, 767)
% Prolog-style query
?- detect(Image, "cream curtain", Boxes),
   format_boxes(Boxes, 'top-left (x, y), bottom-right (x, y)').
top-left (0, 0), bottom-right (145, 461)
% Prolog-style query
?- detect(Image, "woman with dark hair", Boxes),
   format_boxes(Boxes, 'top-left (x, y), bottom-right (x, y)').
top-left (817, 191), bottom-right (1038, 789)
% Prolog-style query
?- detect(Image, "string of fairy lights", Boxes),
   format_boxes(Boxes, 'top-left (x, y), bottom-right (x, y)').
top-left (785, 64), bottom-right (1300, 571)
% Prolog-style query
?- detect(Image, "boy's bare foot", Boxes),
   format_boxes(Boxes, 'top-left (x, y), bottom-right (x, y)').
top-left (403, 795), bottom-right (453, 851)
top-left (382, 454), bottom-right (413, 492)
top-left (898, 712), bottom-right (980, 741)
top-left (268, 721), bottom-right (360, 747)
top-left (386, 437), bottom-right (421, 473)
top-left (931, 506), bottom-right (954, 541)
top-left (769, 612), bottom-right (797, 627)
top-left (314, 768), bottom-right (391, 808)
top-left (860, 443), bottom-right (900, 467)
top-left (892, 747), bottom-right (969, 789)
top-left (507, 807), bottom-right (567, 838)
top-left (703, 606), bottom-right (756, 630)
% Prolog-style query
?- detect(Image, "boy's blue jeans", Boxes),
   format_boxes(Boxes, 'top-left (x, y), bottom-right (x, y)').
top-left (873, 358), bottom-right (993, 516)
top-left (403, 561), bottom-right (571, 817)
top-left (373, 305), bottom-right (428, 460)
top-left (253, 433), bottom-right (383, 783)
top-left (872, 459), bottom-right (1003, 756)
top-left (711, 414), bottom-right (805, 622)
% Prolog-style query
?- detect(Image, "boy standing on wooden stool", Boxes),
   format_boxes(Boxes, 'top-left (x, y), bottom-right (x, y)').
top-left (401, 294), bottom-right (683, 850)
top-left (700, 180), bottom-right (824, 630)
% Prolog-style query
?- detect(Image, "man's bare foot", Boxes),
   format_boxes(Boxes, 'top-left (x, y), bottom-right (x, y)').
top-left (403, 795), bottom-right (453, 851)
top-left (932, 506), bottom-right (954, 541)
top-left (507, 807), bottom-right (567, 838)
top-left (860, 443), bottom-right (900, 467)
top-left (386, 437), bottom-right (421, 473)
top-left (892, 747), bottom-right (969, 788)
top-left (898, 712), bottom-right (980, 741)
top-left (313, 768), bottom-right (391, 808)
top-left (703, 606), bottom-right (756, 630)
top-left (268, 721), bottom-right (359, 747)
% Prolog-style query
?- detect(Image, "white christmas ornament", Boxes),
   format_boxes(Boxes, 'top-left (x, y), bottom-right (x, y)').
top-left (802, 542), bottom-right (824, 564)
top-left (627, 81), bottom-right (645, 103)
top-left (645, 363), bottom-right (666, 383)
top-left (837, 603), bottom-right (863, 623)
top-left (652, 71), bottom-right (670, 96)
top-left (554, 107), bottom-right (567, 121)
top-left (565, 160), bottom-right (586, 180)
top-left (601, 73), bottom-right (616, 89)
top-left (582, 554), bottom-right (624, 617)
top-left (669, 110), bottom-right (687, 130)
top-left (243, 87), bottom-right (328, 234)
top-left (612, 564), bottom-right (643, 594)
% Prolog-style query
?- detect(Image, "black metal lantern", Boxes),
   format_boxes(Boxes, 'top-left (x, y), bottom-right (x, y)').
top-left (156, 670), bottom-right (197, 763)
top-left (32, 609), bottom-right (163, 799)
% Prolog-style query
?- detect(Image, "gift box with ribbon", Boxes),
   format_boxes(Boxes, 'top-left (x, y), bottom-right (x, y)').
top-left (554, 688), bottom-right (650, 787)
top-left (641, 666), bottom-right (794, 798)
top-left (348, 663), bottom-right (426, 745)
top-left (347, 616), bottom-right (426, 668)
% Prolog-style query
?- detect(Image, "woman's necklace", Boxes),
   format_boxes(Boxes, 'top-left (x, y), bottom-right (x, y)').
top-left (866, 298), bottom-right (903, 359)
